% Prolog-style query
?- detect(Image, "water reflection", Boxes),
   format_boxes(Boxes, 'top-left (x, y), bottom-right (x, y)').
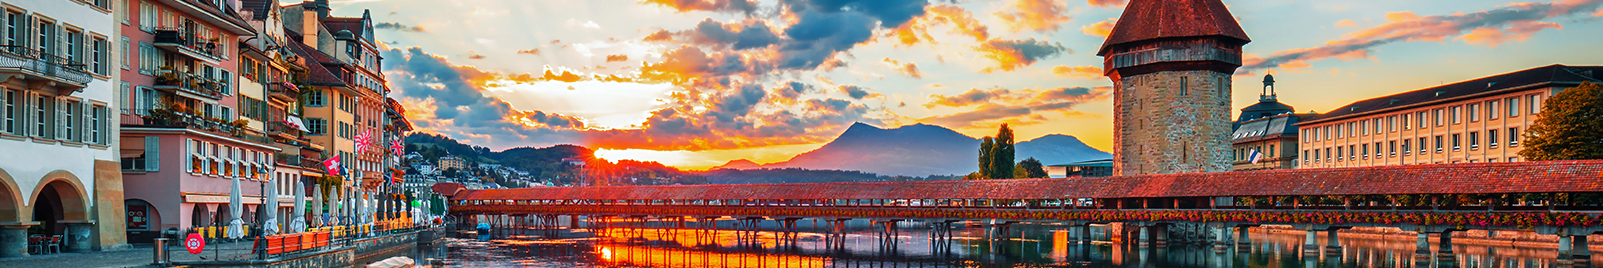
top-left (438, 217), bottom-right (1581, 267)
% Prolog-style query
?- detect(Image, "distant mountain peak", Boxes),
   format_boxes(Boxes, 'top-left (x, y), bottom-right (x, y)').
top-left (712, 159), bottom-right (761, 170)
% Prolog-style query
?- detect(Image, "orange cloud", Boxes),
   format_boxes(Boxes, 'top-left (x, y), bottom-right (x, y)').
top-left (641, 0), bottom-right (757, 13)
top-left (1051, 65), bottom-right (1102, 79)
top-left (881, 58), bottom-right (923, 79)
top-left (1080, 18), bottom-right (1116, 38)
top-left (994, 0), bottom-right (1073, 33)
top-left (921, 86), bottom-right (1111, 127)
top-left (886, 4), bottom-right (989, 46)
top-left (1087, 0), bottom-right (1127, 8)
top-left (1334, 19), bottom-right (1358, 27)
top-left (1243, 0), bottom-right (1601, 72)
top-left (977, 38), bottom-right (1068, 72)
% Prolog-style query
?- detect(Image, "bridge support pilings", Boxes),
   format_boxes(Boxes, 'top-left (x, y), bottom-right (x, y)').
top-left (1212, 225), bottom-right (1229, 252)
top-left (1560, 230), bottom-right (1576, 265)
top-left (1302, 227), bottom-right (1320, 256)
top-left (1413, 230), bottom-right (1432, 259)
top-left (1326, 227), bottom-right (1349, 255)
top-left (1437, 230), bottom-right (1456, 263)
top-left (1075, 224), bottom-right (1091, 244)
top-left (1574, 234), bottom-right (1592, 266)
top-left (1236, 226), bottom-right (1252, 249)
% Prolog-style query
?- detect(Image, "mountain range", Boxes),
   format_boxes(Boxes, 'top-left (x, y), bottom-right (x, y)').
top-left (712, 122), bottom-right (1111, 176)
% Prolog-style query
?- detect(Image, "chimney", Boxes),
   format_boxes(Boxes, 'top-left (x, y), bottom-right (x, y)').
top-left (314, 0), bottom-right (329, 20)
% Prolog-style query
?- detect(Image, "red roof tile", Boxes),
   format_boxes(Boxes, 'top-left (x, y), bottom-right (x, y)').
top-left (455, 160), bottom-right (1603, 201)
top-left (288, 40), bottom-right (347, 87)
top-left (1097, 0), bottom-right (1251, 56)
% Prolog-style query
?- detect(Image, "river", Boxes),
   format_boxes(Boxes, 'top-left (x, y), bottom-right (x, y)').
top-left (422, 217), bottom-right (1579, 267)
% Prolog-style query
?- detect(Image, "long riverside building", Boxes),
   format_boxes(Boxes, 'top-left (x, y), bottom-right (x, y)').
top-left (1298, 64), bottom-right (1602, 168)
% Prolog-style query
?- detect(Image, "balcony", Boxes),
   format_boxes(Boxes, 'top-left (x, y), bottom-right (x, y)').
top-left (153, 29), bottom-right (227, 64)
top-left (0, 45), bottom-right (91, 91)
top-left (274, 153), bottom-right (323, 170)
top-left (154, 69), bottom-right (224, 101)
top-left (151, 0), bottom-right (253, 35)
top-left (126, 108), bottom-right (244, 137)
top-left (266, 82), bottom-right (299, 102)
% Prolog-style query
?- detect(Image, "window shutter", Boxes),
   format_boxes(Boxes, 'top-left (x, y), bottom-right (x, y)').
top-left (14, 92), bottom-right (27, 137)
top-left (55, 97), bottom-right (65, 140)
top-left (145, 136), bottom-right (160, 171)
top-left (81, 102), bottom-right (91, 143)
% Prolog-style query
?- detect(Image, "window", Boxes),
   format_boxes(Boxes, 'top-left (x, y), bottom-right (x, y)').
top-left (1488, 101), bottom-right (1498, 120)
top-left (1303, 150), bottom-right (1309, 163)
top-left (33, 95), bottom-right (50, 138)
top-left (120, 37), bottom-right (130, 70)
top-left (1508, 97), bottom-right (1519, 117)
top-left (2, 89), bottom-right (15, 135)
top-left (1418, 138), bottom-right (1427, 154)
top-left (63, 100), bottom-right (78, 142)
top-left (1417, 112), bottom-right (1427, 128)
top-left (1361, 144), bottom-right (1368, 159)
top-left (1347, 122), bottom-right (1354, 137)
top-left (1374, 118), bottom-right (1382, 134)
top-left (220, 70), bottom-right (231, 95)
top-left (140, 1), bottom-right (156, 31)
top-left (1374, 142), bottom-right (1382, 158)
top-left (1451, 134), bottom-right (1461, 151)
top-left (1402, 113), bottom-right (1411, 130)
top-left (1434, 136), bottom-right (1443, 152)
top-left (1530, 95), bottom-right (1542, 114)
top-left (1349, 145), bottom-right (1356, 160)
top-left (1360, 121), bottom-right (1367, 136)
top-left (1401, 139), bottom-right (1410, 155)
top-left (1451, 106), bottom-right (1461, 124)
top-left (307, 117), bottom-right (325, 135)
top-left (1389, 141), bottom-right (1396, 157)
top-left (1469, 132), bottom-right (1479, 150)
top-left (1388, 116), bottom-right (1396, 132)
top-left (91, 105), bottom-right (104, 144)
top-left (219, 106), bottom-right (231, 121)
top-left (1433, 109), bottom-right (1442, 126)
top-left (1268, 144), bottom-right (1275, 157)
top-left (189, 139), bottom-right (204, 173)
top-left (1509, 127), bottom-right (1520, 146)
top-left (1467, 104), bottom-right (1478, 122)
top-left (1489, 129), bottom-right (1499, 148)
top-left (307, 90), bottom-right (325, 107)
top-left (92, 37), bottom-right (108, 75)
top-left (1179, 77), bottom-right (1187, 96)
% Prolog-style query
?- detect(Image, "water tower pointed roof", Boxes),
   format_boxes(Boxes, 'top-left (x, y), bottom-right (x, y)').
top-left (1096, 0), bottom-right (1251, 56)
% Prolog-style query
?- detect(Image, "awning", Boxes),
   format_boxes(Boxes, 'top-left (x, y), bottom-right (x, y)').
top-left (286, 115), bottom-right (309, 132)
top-left (120, 138), bottom-right (145, 158)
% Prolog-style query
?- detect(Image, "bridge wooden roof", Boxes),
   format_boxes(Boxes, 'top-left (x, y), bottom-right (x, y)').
top-left (454, 160), bottom-right (1603, 201)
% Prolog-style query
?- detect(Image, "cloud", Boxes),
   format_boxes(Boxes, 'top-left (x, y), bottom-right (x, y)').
top-left (1080, 18), bottom-right (1116, 38)
top-left (643, 29), bottom-right (676, 42)
top-left (387, 46), bottom-right (884, 151)
top-left (516, 48), bottom-right (540, 55)
top-left (1087, 0), bottom-right (1127, 8)
top-left (977, 38), bottom-right (1069, 72)
top-left (1334, 19), bottom-right (1358, 27)
top-left (684, 19), bottom-right (782, 50)
top-left (466, 51), bottom-right (486, 60)
top-left (1051, 65), bottom-right (1102, 78)
top-left (642, 0), bottom-right (758, 14)
top-left (881, 58), bottom-right (923, 78)
top-left (921, 86), bottom-right (1110, 127)
top-left (375, 22), bottom-right (426, 32)
top-left (838, 85), bottom-right (879, 99)
top-left (885, 4), bottom-right (989, 46)
top-left (1242, 0), bottom-right (1603, 72)
top-left (606, 54), bottom-right (629, 62)
top-left (994, 0), bottom-right (1072, 33)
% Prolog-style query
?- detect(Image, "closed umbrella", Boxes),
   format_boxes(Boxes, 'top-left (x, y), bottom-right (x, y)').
top-left (262, 177), bottom-right (280, 235)
top-left (312, 186), bottom-right (324, 227)
top-left (290, 179), bottom-right (306, 233)
top-left (227, 176), bottom-right (244, 239)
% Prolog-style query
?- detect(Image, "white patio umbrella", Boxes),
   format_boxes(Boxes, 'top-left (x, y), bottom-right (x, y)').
top-left (227, 176), bottom-right (244, 239)
top-left (261, 177), bottom-right (280, 235)
top-left (312, 186), bottom-right (324, 227)
top-left (290, 179), bottom-right (307, 233)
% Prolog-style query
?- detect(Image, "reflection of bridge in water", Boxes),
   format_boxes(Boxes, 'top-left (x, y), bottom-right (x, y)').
top-left (446, 160), bottom-right (1603, 266)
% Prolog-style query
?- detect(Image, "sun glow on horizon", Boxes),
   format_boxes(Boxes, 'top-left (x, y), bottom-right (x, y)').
top-left (593, 143), bottom-right (826, 170)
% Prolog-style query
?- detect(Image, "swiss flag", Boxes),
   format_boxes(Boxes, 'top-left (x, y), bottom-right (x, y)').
top-left (322, 154), bottom-right (341, 176)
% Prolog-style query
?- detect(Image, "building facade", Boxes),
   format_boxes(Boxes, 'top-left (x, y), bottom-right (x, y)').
top-left (1230, 74), bottom-right (1308, 170)
top-left (118, 0), bottom-right (272, 239)
top-left (282, 0), bottom-right (392, 192)
top-left (1098, 0), bottom-right (1249, 176)
top-left (0, 0), bottom-right (128, 254)
top-left (1297, 64), bottom-right (1602, 168)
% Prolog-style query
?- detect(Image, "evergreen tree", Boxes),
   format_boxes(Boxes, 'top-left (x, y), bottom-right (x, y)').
top-left (1018, 157), bottom-right (1047, 178)
top-left (988, 124), bottom-right (1015, 179)
top-left (1521, 82), bottom-right (1603, 161)
top-left (977, 137), bottom-right (994, 180)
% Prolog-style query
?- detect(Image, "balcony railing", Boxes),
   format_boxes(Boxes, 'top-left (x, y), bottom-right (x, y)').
top-left (154, 69), bottom-right (224, 100)
top-left (266, 82), bottom-right (299, 101)
top-left (275, 153), bottom-right (323, 170)
top-left (153, 29), bottom-right (227, 63)
top-left (0, 45), bottom-right (91, 88)
top-left (126, 108), bottom-right (244, 137)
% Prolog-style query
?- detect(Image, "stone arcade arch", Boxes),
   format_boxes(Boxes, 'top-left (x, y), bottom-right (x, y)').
top-left (28, 170), bottom-right (92, 252)
top-left (0, 168), bottom-right (30, 257)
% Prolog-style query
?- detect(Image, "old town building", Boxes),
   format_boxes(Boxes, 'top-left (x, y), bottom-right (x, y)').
top-left (1298, 64), bottom-right (1603, 168)
top-left (282, 0), bottom-right (392, 192)
top-left (1098, 0), bottom-right (1249, 175)
top-left (0, 0), bottom-right (129, 254)
top-left (1230, 74), bottom-right (1310, 170)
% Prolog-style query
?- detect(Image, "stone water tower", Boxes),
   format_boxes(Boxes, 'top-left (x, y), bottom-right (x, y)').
top-left (1097, 0), bottom-right (1251, 176)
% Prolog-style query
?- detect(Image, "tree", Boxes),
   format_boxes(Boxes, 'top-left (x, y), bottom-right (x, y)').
top-left (988, 124), bottom-right (1015, 180)
top-left (977, 137), bottom-right (994, 179)
top-left (1018, 157), bottom-right (1047, 178)
top-left (1521, 81), bottom-right (1603, 161)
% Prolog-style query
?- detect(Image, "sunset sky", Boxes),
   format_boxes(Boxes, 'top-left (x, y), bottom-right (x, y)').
top-left (343, 0), bottom-right (1603, 169)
